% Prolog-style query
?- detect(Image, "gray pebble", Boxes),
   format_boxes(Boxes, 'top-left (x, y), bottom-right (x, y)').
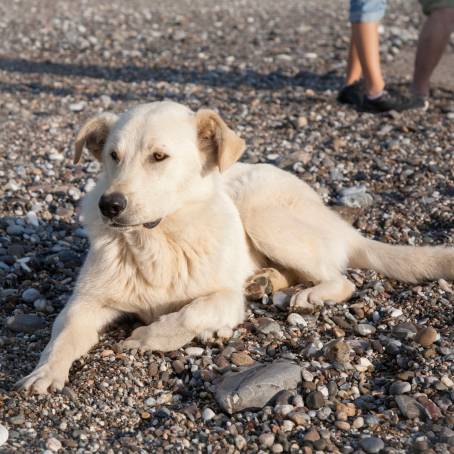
top-left (389, 381), bottom-right (411, 395)
top-left (355, 324), bottom-right (376, 336)
top-left (306, 391), bottom-right (325, 410)
top-left (6, 314), bottom-right (46, 333)
top-left (22, 288), bottom-right (41, 303)
top-left (359, 437), bottom-right (385, 453)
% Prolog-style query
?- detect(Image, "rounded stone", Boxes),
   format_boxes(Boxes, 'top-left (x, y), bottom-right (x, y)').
top-left (46, 437), bottom-right (62, 452)
top-left (355, 324), bottom-right (376, 336)
top-left (324, 340), bottom-right (350, 364)
top-left (287, 312), bottom-right (307, 326)
top-left (415, 327), bottom-right (438, 347)
top-left (304, 429), bottom-right (320, 442)
top-left (335, 421), bottom-right (351, 431)
top-left (172, 360), bottom-right (185, 374)
top-left (359, 436), bottom-right (385, 453)
top-left (352, 416), bottom-right (364, 429)
top-left (259, 432), bottom-right (275, 448)
top-left (306, 391), bottom-right (325, 410)
top-left (22, 288), bottom-right (41, 303)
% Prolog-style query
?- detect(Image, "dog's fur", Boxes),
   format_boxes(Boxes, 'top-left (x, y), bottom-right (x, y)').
top-left (18, 101), bottom-right (454, 393)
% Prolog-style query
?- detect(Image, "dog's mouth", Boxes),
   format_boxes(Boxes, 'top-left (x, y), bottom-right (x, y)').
top-left (108, 219), bottom-right (162, 230)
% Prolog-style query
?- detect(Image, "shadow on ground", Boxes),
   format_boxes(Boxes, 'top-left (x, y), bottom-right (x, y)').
top-left (0, 57), bottom-right (343, 92)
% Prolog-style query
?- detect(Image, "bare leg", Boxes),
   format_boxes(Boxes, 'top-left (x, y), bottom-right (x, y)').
top-left (17, 299), bottom-right (118, 394)
top-left (346, 35), bottom-right (363, 85)
top-left (412, 8), bottom-right (454, 97)
top-left (351, 22), bottom-right (385, 97)
top-left (122, 289), bottom-right (244, 352)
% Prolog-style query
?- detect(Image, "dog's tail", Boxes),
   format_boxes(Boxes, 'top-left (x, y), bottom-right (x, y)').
top-left (349, 237), bottom-right (454, 283)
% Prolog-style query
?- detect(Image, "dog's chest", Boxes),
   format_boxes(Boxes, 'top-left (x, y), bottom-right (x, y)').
top-left (109, 232), bottom-right (223, 319)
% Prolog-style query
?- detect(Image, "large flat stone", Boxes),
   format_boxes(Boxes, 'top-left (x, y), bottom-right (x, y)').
top-left (214, 359), bottom-right (302, 414)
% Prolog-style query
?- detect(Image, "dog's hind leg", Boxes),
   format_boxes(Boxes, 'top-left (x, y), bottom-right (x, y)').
top-left (122, 289), bottom-right (244, 352)
top-left (243, 207), bottom-right (357, 304)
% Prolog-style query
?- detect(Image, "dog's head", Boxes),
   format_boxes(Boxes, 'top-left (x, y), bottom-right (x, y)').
top-left (74, 101), bottom-right (245, 231)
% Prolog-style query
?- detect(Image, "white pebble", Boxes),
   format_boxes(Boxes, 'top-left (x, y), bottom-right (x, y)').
top-left (301, 369), bottom-right (314, 382)
top-left (0, 424), bottom-right (8, 446)
top-left (441, 375), bottom-right (454, 388)
top-left (390, 308), bottom-right (403, 318)
top-left (438, 279), bottom-right (452, 293)
top-left (69, 101), bottom-right (86, 112)
top-left (281, 419), bottom-right (295, 432)
top-left (84, 179), bottom-right (96, 192)
top-left (46, 437), bottom-right (62, 452)
top-left (318, 385), bottom-right (329, 398)
top-left (185, 347), bottom-right (204, 356)
top-left (275, 404), bottom-right (293, 416)
top-left (293, 395), bottom-right (304, 407)
top-left (287, 313), bottom-right (307, 327)
top-left (202, 408), bottom-right (216, 421)
top-left (355, 357), bottom-right (373, 372)
top-left (25, 211), bottom-right (39, 227)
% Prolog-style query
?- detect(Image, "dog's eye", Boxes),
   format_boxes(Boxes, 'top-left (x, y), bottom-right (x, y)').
top-left (151, 151), bottom-right (168, 162)
top-left (110, 151), bottom-right (120, 163)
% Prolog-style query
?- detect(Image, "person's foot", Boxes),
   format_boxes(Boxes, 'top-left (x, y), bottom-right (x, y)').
top-left (401, 94), bottom-right (429, 111)
top-left (337, 80), bottom-right (363, 106)
top-left (362, 90), bottom-right (429, 113)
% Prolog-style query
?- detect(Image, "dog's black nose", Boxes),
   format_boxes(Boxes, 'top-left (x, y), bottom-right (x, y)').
top-left (98, 192), bottom-right (127, 219)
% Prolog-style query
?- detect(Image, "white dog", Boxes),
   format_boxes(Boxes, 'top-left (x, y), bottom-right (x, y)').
top-left (18, 101), bottom-right (454, 394)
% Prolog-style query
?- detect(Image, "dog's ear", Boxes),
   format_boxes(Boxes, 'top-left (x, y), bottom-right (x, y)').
top-left (74, 113), bottom-right (118, 164)
top-left (196, 109), bottom-right (246, 173)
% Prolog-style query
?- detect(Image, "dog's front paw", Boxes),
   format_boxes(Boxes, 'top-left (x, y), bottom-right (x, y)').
top-left (122, 323), bottom-right (194, 353)
top-left (290, 288), bottom-right (324, 311)
top-left (16, 364), bottom-right (68, 394)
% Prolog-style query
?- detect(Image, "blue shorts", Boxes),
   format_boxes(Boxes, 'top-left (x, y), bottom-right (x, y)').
top-left (349, 0), bottom-right (387, 22)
